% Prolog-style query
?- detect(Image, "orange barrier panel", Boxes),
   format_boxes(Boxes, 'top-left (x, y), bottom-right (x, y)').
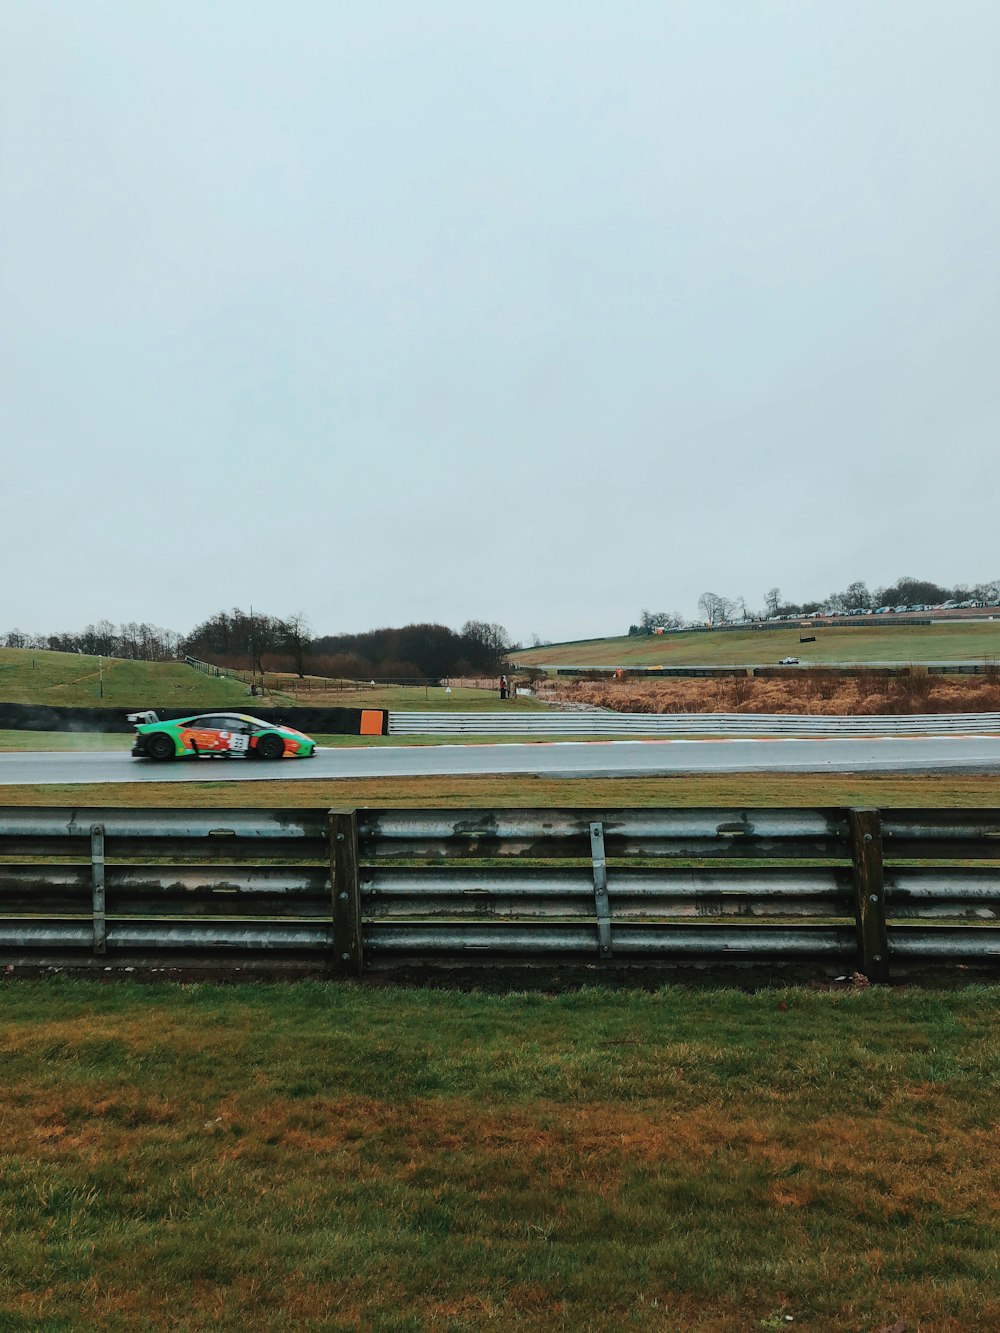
top-left (360, 709), bottom-right (386, 735)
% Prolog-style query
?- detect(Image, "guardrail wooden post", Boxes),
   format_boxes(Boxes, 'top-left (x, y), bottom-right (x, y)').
top-left (328, 810), bottom-right (363, 976)
top-left (850, 809), bottom-right (889, 983)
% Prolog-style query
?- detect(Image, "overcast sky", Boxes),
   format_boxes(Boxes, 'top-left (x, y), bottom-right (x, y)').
top-left (2, 1), bottom-right (998, 645)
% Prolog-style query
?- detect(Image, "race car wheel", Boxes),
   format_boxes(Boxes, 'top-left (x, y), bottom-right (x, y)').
top-left (256, 734), bottom-right (285, 761)
top-left (147, 733), bottom-right (176, 761)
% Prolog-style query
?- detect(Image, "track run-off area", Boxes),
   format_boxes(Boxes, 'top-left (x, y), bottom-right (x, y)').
top-left (2, 736), bottom-right (1000, 784)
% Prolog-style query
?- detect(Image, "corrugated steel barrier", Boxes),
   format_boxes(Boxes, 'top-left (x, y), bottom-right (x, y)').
top-left (2, 805), bottom-right (1000, 981)
top-left (388, 710), bottom-right (1000, 736)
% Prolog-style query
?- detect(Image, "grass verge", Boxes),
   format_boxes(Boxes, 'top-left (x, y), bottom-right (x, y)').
top-left (0, 979), bottom-right (997, 1329)
top-left (0, 772), bottom-right (996, 807)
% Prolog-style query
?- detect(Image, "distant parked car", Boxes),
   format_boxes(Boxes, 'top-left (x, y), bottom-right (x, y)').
top-left (131, 712), bottom-right (317, 761)
top-left (778, 657), bottom-right (800, 665)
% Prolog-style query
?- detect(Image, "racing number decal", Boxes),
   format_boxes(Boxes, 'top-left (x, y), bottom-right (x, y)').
top-left (177, 725), bottom-right (252, 754)
top-left (214, 729), bottom-right (249, 753)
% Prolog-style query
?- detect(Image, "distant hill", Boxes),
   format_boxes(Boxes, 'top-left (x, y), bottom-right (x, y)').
top-left (513, 620), bottom-right (1000, 669)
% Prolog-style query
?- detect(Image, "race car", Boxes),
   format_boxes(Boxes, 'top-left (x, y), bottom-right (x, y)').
top-left (130, 712), bottom-right (317, 761)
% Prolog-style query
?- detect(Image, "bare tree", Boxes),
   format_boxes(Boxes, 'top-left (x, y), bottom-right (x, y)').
top-left (461, 620), bottom-right (513, 671)
top-left (638, 609), bottom-right (683, 633)
top-left (281, 612), bottom-right (312, 677)
top-left (765, 587), bottom-right (781, 617)
top-left (697, 592), bottom-right (729, 625)
top-left (844, 581), bottom-right (872, 610)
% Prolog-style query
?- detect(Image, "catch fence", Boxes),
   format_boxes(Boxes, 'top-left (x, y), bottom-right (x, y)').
top-left (1, 806), bottom-right (1000, 982)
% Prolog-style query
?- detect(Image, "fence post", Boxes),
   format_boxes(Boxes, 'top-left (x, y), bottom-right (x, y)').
top-left (850, 808), bottom-right (889, 983)
top-left (90, 823), bottom-right (106, 956)
top-left (328, 809), bottom-right (363, 977)
top-left (589, 821), bottom-right (613, 959)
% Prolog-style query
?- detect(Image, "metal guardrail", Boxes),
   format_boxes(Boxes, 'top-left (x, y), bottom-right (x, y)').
top-left (388, 711), bottom-right (1000, 736)
top-left (2, 806), bottom-right (1000, 980)
top-left (183, 655), bottom-right (243, 680)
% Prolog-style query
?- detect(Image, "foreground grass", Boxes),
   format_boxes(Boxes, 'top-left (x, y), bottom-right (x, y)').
top-left (0, 772), bottom-right (997, 808)
top-left (0, 980), bottom-right (997, 1329)
top-left (516, 620), bottom-right (1000, 668)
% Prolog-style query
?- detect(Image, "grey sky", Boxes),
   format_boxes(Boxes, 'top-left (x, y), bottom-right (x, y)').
top-left (2, 1), bottom-right (998, 645)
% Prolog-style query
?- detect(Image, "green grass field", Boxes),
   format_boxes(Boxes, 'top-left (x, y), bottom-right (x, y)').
top-left (0, 730), bottom-right (136, 752)
top-left (0, 649), bottom-right (251, 708)
top-left (292, 683), bottom-right (549, 712)
top-left (0, 649), bottom-right (542, 714)
top-left (294, 682), bottom-right (528, 714)
top-left (516, 620), bottom-right (1000, 668)
top-left (0, 979), bottom-right (998, 1328)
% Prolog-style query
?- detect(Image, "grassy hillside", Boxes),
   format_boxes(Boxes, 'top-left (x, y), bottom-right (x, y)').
top-left (0, 649), bottom-right (251, 708)
top-left (0, 650), bottom-right (547, 713)
top-left (516, 620), bottom-right (1000, 668)
top-left (1, 979), bottom-right (998, 1328)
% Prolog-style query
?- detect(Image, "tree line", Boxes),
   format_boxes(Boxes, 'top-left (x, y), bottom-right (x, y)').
top-left (2, 622), bottom-right (181, 660)
top-left (182, 612), bottom-right (514, 679)
top-left (629, 575), bottom-right (1000, 632)
top-left (2, 610), bottom-right (515, 680)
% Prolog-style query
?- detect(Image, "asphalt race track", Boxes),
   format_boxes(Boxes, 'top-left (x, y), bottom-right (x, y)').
top-left (2, 737), bottom-right (1000, 785)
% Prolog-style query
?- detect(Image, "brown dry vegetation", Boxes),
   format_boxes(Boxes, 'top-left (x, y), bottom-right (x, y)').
top-left (540, 669), bottom-right (1000, 716)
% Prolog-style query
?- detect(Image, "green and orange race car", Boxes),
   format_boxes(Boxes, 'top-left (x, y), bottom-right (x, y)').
top-left (130, 712), bottom-right (317, 761)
